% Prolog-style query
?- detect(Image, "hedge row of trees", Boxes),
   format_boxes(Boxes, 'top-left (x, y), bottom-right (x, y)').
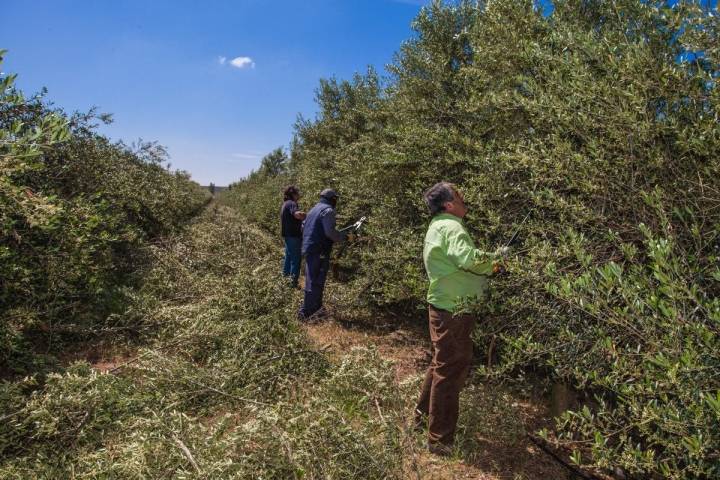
top-left (0, 50), bottom-right (210, 375)
top-left (1, 206), bottom-right (407, 479)
top-left (222, 1), bottom-right (719, 477)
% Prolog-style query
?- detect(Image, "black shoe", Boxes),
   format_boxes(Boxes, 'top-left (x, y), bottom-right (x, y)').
top-left (298, 307), bottom-right (328, 323)
top-left (428, 441), bottom-right (453, 457)
top-left (308, 307), bottom-right (328, 322)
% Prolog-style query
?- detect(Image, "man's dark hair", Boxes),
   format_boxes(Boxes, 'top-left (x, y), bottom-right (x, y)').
top-left (283, 185), bottom-right (299, 201)
top-left (423, 182), bottom-right (456, 216)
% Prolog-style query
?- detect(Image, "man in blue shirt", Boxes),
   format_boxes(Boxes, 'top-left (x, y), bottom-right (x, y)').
top-left (280, 186), bottom-right (306, 288)
top-left (298, 189), bottom-right (348, 320)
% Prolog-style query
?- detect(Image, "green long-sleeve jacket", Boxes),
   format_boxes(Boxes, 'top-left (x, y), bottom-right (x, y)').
top-left (423, 213), bottom-right (497, 312)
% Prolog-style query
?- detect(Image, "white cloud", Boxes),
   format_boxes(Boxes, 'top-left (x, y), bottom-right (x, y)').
top-left (232, 153), bottom-right (261, 160)
top-left (230, 56), bottom-right (255, 69)
top-left (218, 56), bottom-right (227, 65)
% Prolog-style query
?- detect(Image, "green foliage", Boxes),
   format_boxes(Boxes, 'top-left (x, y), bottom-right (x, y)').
top-left (259, 147), bottom-right (290, 177)
top-left (0, 52), bottom-right (210, 374)
top-left (220, 147), bottom-right (293, 235)
top-left (223, 1), bottom-right (720, 476)
top-left (0, 206), bottom-right (404, 479)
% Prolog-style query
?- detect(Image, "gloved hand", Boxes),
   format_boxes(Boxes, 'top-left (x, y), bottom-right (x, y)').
top-left (346, 233), bottom-right (357, 242)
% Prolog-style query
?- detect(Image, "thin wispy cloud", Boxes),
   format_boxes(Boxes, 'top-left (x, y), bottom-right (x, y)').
top-left (218, 56), bottom-right (227, 65)
top-left (231, 153), bottom-right (262, 160)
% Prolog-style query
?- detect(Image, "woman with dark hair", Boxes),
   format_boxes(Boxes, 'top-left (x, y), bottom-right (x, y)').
top-left (283, 186), bottom-right (298, 201)
top-left (280, 185), bottom-right (306, 287)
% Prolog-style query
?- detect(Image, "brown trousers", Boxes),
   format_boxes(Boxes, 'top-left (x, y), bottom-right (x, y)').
top-left (416, 305), bottom-right (476, 446)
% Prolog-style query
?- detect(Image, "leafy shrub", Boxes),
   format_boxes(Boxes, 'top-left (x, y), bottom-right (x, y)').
top-left (0, 206), bottom-right (405, 479)
top-left (0, 51), bottom-right (210, 374)
top-left (222, 1), bottom-right (720, 476)
top-left (220, 148), bottom-right (293, 235)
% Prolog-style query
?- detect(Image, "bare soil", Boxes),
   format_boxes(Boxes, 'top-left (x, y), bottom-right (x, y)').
top-left (59, 339), bottom-right (136, 374)
top-left (304, 313), bottom-right (572, 480)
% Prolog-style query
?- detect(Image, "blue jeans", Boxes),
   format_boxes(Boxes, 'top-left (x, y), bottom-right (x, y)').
top-left (299, 252), bottom-right (330, 318)
top-left (283, 236), bottom-right (302, 286)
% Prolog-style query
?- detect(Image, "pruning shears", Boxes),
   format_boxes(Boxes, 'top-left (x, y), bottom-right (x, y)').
top-left (339, 216), bottom-right (367, 234)
top-left (335, 216), bottom-right (367, 259)
top-left (493, 211), bottom-right (532, 275)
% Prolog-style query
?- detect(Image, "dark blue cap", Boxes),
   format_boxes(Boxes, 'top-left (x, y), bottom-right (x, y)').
top-left (320, 188), bottom-right (339, 200)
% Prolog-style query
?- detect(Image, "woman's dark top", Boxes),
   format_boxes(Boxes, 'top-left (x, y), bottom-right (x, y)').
top-left (280, 200), bottom-right (302, 237)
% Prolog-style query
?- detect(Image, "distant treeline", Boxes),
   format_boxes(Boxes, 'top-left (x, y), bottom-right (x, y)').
top-left (204, 184), bottom-right (229, 195)
top-left (221, 1), bottom-right (720, 477)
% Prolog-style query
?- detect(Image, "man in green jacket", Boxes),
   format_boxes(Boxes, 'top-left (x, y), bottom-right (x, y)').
top-left (415, 181), bottom-right (507, 456)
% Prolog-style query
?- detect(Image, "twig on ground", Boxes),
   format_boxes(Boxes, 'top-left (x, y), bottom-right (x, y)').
top-left (527, 433), bottom-right (605, 480)
top-left (256, 346), bottom-right (329, 366)
top-left (172, 435), bottom-right (202, 475)
top-left (182, 377), bottom-right (271, 407)
top-left (487, 334), bottom-right (496, 369)
top-left (374, 397), bottom-right (386, 424)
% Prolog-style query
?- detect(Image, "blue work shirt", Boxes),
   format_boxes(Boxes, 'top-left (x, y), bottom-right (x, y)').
top-left (302, 198), bottom-right (346, 256)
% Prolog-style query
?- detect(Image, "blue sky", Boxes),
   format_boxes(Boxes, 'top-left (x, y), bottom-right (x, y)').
top-left (1, 0), bottom-right (430, 185)
top-left (2, 1), bottom-right (715, 185)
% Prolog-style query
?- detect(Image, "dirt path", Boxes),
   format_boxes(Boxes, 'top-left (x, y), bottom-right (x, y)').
top-left (69, 205), bottom-right (570, 479)
top-left (303, 312), bottom-right (572, 480)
